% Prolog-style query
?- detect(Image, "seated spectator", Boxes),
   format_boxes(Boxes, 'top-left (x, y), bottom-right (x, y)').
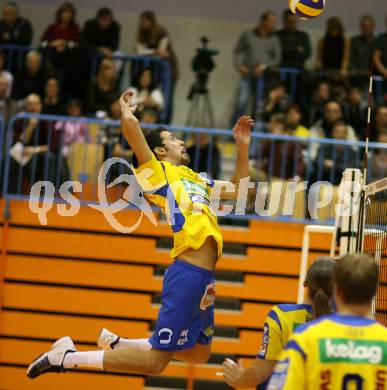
top-left (232, 11), bottom-right (281, 123)
top-left (8, 94), bottom-right (60, 194)
top-left (367, 132), bottom-right (387, 183)
top-left (350, 15), bottom-right (376, 86)
top-left (371, 104), bottom-right (387, 140)
top-left (343, 86), bottom-right (367, 138)
top-left (87, 58), bottom-right (119, 115)
top-left (135, 10), bottom-right (178, 123)
top-left (309, 100), bottom-right (357, 161)
top-left (0, 74), bottom-right (17, 125)
top-left (140, 108), bottom-right (158, 124)
top-left (0, 50), bottom-right (13, 97)
top-left (276, 9), bottom-right (311, 69)
top-left (313, 121), bottom-right (359, 185)
top-left (285, 104), bottom-right (310, 138)
top-left (255, 113), bottom-right (304, 180)
top-left (42, 78), bottom-right (63, 115)
top-left (262, 81), bottom-right (290, 122)
top-left (129, 69), bottom-right (164, 120)
top-left (54, 99), bottom-right (89, 181)
top-left (12, 50), bottom-right (50, 100)
top-left (315, 17), bottom-right (350, 77)
top-left (187, 133), bottom-right (221, 180)
top-left (0, 2), bottom-right (32, 45)
top-left (373, 17), bottom-right (387, 98)
top-left (40, 2), bottom-right (80, 76)
top-left (302, 80), bottom-right (331, 126)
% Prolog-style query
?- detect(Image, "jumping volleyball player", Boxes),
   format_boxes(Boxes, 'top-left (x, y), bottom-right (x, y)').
top-left (268, 254), bottom-right (387, 390)
top-left (219, 257), bottom-right (335, 389)
top-left (27, 91), bottom-right (253, 378)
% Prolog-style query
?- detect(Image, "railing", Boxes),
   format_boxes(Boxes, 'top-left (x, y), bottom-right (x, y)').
top-left (0, 114), bottom-right (4, 195)
top-left (2, 113), bottom-right (387, 224)
top-left (0, 44), bottom-right (32, 72)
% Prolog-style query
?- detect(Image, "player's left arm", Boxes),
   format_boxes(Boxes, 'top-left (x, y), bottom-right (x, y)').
top-left (213, 116), bottom-right (253, 200)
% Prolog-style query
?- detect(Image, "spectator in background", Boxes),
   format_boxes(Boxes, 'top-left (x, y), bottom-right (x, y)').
top-left (187, 133), bottom-right (221, 180)
top-left (42, 78), bottom-right (63, 115)
top-left (309, 100), bottom-right (357, 161)
top-left (54, 99), bottom-right (89, 181)
top-left (140, 108), bottom-right (158, 124)
top-left (12, 50), bottom-right (50, 100)
top-left (135, 10), bottom-right (178, 123)
top-left (302, 80), bottom-right (331, 126)
top-left (261, 81), bottom-right (290, 122)
top-left (371, 104), bottom-right (387, 140)
top-left (87, 58), bottom-right (119, 115)
top-left (374, 16), bottom-right (387, 92)
top-left (367, 132), bottom-right (387, 183)
top-left (313, 121), bottom-right (358, 185)
top-left (8, 94), bottom-right (60, 194)
top-left (129, 68), bottom-right (164, 121)
top-left (40, 2), bottom-right (80, 79)
top-left (0, 50), bottom-right (13, 97)
top-left (232, 11), bottom-right (281, 123)
top-left (350, 15), bottom-right (376, 86)
top-left (276, 9), bottom-right (311, 69)
top-left (315, 17), bottom-right (350, 77)
top-left (0, 74), bottom-right (17, 124)
top-left (343, 86), bottom-right (367, 139)
top-left (0, 2), bottom-right (32, 45)
top-left (285, 104), bottom-right (310, 138)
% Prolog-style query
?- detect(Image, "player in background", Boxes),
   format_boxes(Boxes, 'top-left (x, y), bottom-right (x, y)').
top-left (268, 253), bottom-right (387, 390)
top-left (219, 256), bottom-right (335, 389)
top-left (27, 91), bottom-right (254, 378)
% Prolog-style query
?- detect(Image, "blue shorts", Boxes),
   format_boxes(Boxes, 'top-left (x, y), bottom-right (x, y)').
top-left (149, 259), bottom-right (215, 352)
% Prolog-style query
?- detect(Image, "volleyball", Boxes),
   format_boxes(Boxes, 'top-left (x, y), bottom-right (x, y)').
top-left (288, 0), bottom-right (326, 20)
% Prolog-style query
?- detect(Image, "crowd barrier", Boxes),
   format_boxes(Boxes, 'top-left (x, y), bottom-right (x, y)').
top-left (2, 113), bottom-right (387, 224)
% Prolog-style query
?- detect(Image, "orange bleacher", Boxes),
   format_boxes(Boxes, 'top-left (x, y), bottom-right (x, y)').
top-left (0, 200), bottom-right (331, 390)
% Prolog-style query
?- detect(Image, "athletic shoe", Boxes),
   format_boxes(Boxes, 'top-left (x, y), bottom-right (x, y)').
top-left (27, 336), bottom-right (76, 379)
top-left (97, 328), bottom-right (120, 351)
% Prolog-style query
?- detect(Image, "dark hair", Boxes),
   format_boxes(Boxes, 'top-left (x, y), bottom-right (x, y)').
top-left (56, 2), bottom-right (76, 23)
top-left (132, 127), bottom-right (167, 167)
top-left (306, 257), bottom-right (335, 318)
top-left (66, 98), bottom-right (83, 113)
top-left (285, 104), bottom-right (302, 115)
top-left (138, 10), bottom-right (164, 46)
top-left (261, 11), bottom-right (276, 22)
top-left (335, 253), bottom-right (378, 304)
top-left (136, 68), bottom-right (155, 91)
top-left (283, 9), bottom-right (294, 21)
top-left (326, 17), bottom-right (344, 36)
top-left (360, 15), bottom-right (375, 24)
top-left (97, 7), bottom-right (113, 18)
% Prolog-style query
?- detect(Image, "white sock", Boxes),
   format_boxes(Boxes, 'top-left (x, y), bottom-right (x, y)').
top-left (63, 351), bottom-right (104, 369)
top-left (113, 338), bottom-right (152, 351)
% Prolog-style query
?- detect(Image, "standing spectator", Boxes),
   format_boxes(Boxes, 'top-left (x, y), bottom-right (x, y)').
top-left (135, 10), bottom-right (178, 123)
top-left (371, 104), bottom-right (387, 140)
top-left (315, 17), bottom-right (350, 76)
top-left (261, 81), bottom-right (290, 122)
top-left (0, 50), bottom-right (13, 97)
top-left (285, 104), bottom-right (310, 138)
top-left (373, 16), bottom-right (387, 98)
top-left (309, 100), bottom-right (357, 161)
top-left (0, 74), bottom-right (17, 124)
top-left (12, 50), bottom-right (50, 100)
top-left (129, 68), bottom-right (164, 120)
top-left (40, 2), bottom-right (80, 81)
top-left (350, 15), bottom-right (376, 86)
top-left (343, 86), bottom-right (367, 139)
top-left (0, 2), bottom-right (32, 45)
top-left (232, 11), bottom-right (281, 123)
top-left (187, 133), bottom-right (221, 180)
top-left (54, 99), bottom-right (89, 181)
top-left (313, 121), bottom-right (358, 185)
top-left (276, 9), bottom-right (311, 69)
top-left (367, 132), bottom-right (387, 184)
top-left (302, 80), bottom-right (331, 126)
top-left (87, 58), bottom-right (119, 115)
top-left (42, 78), bottom-right (63, 115)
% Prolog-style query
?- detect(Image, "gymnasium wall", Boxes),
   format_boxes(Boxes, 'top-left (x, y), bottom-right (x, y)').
top-left (16, 0), bottom-right (387, 127)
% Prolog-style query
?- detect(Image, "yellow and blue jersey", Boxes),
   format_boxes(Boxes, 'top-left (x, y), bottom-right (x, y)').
top-left (258, 303), bottom-right (313, 361)
top-left (135, 154), bottom-right (223, 259)
top-left (268, 313), bottom-right (387, 390)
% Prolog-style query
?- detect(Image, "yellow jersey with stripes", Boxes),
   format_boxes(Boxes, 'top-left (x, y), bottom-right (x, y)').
top-left (268, 313), bottom-right (387, 390)
top-left (135, 154), bottom-right (223, 259)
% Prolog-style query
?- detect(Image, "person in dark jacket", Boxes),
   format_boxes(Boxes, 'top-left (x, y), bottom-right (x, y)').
top-left (0, 2), bottom-right (32, 45)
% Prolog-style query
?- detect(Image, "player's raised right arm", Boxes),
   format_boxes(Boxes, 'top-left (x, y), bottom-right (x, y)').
top-left (119, 90), bottom-right (153, 166)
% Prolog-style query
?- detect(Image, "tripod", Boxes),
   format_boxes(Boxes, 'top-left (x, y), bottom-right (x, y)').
top-left (185, 82), bottom-right (215, 128)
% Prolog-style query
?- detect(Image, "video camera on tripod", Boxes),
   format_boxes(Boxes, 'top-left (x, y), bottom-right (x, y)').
top-left (188, 37), bottom-right (218, 100)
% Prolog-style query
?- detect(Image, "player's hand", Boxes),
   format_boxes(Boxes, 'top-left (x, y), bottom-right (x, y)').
top-left (217, 358), bottom-right (246, 387)
top-left (119, 90), bottom-right (138, 120)
top-left (233, 115), bottom-right (253, 149)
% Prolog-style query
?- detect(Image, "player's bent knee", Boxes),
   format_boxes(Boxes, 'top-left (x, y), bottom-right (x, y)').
top-left (144, 352), bottom-right (171, 375)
